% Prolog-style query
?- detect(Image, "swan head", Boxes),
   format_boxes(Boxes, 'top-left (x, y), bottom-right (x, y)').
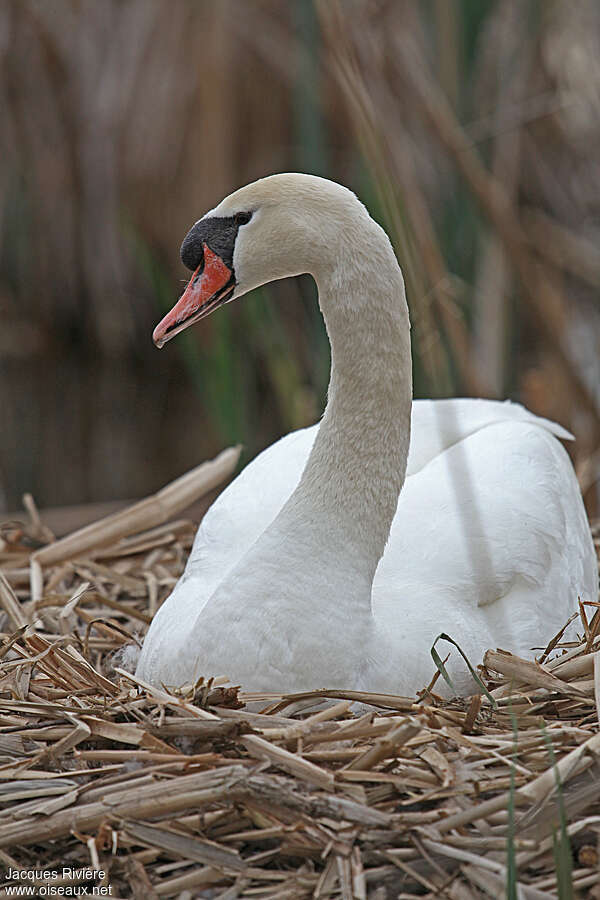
top-left (153, 173), bottom-right (371, 347)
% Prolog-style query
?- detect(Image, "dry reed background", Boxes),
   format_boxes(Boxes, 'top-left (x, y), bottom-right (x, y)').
top-left (0, 0), bottom-right (599, 515)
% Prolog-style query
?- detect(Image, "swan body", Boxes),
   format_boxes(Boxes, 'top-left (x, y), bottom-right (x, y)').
top-left (137, 174), bottom-right (596, 696)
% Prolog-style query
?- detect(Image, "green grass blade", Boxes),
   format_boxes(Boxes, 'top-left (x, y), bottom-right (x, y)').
top-left (430, 632), bottom-right (497, 708)
top-left (542, 725), bottom-right (574, 899)
top-left (506, 700), bottom-right (518, 900)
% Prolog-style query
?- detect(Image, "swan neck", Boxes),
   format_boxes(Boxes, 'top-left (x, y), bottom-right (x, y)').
top-left (290, 224), bottom-right (412, 574)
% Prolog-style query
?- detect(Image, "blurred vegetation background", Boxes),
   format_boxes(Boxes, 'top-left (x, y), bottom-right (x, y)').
top-left (1, 0), bottom-right (599, 516)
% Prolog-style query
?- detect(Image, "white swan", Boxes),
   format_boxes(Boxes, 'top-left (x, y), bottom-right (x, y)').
top-left (137, 174), bottom-right (596, 696)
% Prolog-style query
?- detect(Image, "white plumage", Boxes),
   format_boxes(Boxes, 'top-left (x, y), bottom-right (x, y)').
top-left (137, 174), bottom-right (596, 696)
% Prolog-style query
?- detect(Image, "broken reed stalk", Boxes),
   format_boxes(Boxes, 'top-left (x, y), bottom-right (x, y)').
top-left (0, 571), bottom-right (29, 630)
top-left (31, 446), bottom-right (240, 567)
top-left (0, 766), bottom-right (249, 848)
top-left (484, 649), bottom-right (588, 699)
top-left (437, 729), bottom-right (600, 836)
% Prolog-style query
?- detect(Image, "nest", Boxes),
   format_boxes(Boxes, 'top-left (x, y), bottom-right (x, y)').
top-left (0, 456), bottom-right (599, 898)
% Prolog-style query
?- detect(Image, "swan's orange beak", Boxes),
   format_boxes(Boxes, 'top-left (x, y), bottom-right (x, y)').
top-left (152, 244), bottom-right (234, 348)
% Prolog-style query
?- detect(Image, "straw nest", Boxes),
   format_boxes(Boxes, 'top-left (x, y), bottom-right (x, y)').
top-left (0, 452), bottom-right (599, 899)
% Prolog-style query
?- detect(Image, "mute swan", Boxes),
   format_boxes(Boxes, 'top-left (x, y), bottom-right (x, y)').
top-left (137, 173), bottom-right (596, 696)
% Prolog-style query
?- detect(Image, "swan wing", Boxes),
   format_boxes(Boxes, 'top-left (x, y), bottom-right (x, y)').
top-left (406, 398), bottom-right (573, 475)
top-left (370, 419), bottom-right (595, 692)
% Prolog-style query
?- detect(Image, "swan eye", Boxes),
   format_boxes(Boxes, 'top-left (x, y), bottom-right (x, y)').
top-left (234, 211), bottom-right (252, 226)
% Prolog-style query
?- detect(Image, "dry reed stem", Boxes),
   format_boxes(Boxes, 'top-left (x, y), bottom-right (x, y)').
top-left (0, 571), bottom-right (29, 630)
top-left (32, 446), bottom-right (240, 567)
